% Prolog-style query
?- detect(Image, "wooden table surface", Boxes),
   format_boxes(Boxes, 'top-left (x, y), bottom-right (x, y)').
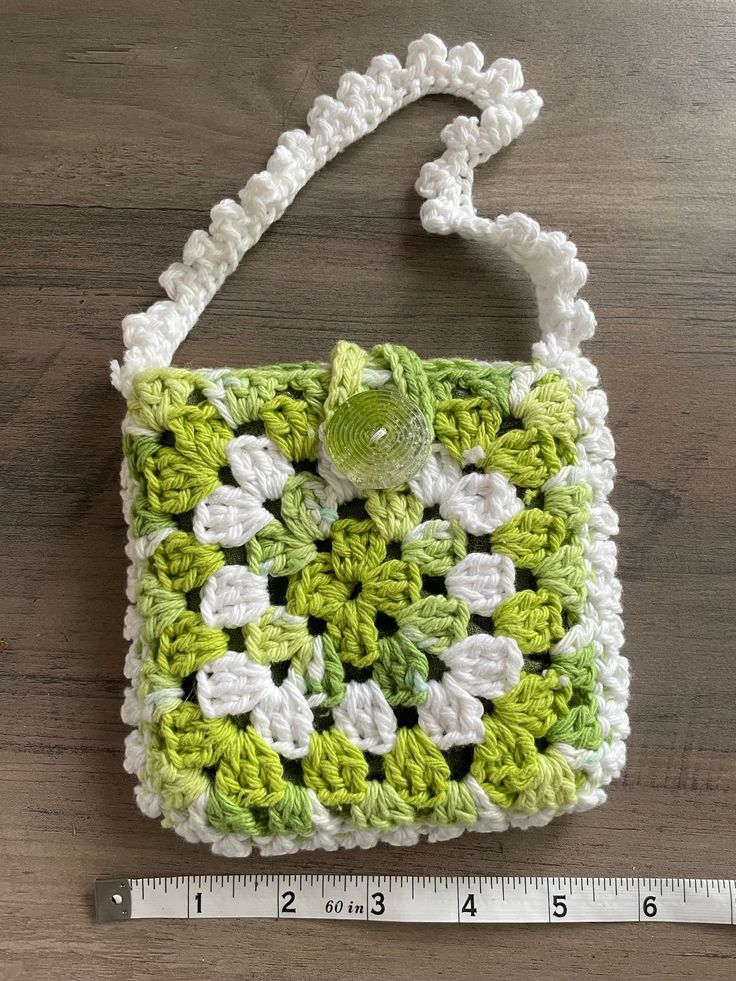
top-left (2, 2), bottom-right (734, 978)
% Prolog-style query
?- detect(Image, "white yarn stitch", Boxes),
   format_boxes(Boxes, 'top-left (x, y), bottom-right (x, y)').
top-left (439, 470), bottom-right (524, 535)
top-left (445, 551), bottom-right (517, 615)
top-left (316, 439), bottom-right (361, 507)
top-left (409, 444), bottom-right (524, 534)
top-left (193, 433), bottom-right (293, 546)
top-left (416, 674), bottom-right (485, 749)
top-left (226, 434), bottom-right (294, 498)
top-left (441, 632), bottom-right (524, 699)
top-left (199, 565), bottom-right (270, 629)
top-left (250, 679), bottom-right (314, 759)
top-left (197, 650), bottom-right (273, 717)
top-left (194, 484), bottom-right (275, 548)
top-left (408, 443), bottom-right (465, 506)
top-left (331, 680), bottom-right (398, 755)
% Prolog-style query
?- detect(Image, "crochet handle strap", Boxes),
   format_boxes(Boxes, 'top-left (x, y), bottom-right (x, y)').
top-left (111, 34), bottom-right (595, 396)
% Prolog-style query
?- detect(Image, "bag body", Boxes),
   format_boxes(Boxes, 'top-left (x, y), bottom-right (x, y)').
top-left (113, 35), bottom-right (629, 856)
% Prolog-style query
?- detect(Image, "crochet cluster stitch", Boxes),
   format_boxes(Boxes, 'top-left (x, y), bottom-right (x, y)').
top-left (113, 35), bottom-right (629, 856)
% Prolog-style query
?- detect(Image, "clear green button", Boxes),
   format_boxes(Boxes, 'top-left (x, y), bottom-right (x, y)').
top-left (325, 390), bottom-right (431, 489)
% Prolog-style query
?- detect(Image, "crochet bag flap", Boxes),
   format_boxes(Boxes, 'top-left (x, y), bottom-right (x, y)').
top-left (112, 35), bottom-right (629, 857)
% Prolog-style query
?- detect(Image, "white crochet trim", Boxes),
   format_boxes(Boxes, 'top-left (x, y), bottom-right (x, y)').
top-left (111, 32), bottom-right (595, 396)
top-left (119, 33), bottom-right (629, 856)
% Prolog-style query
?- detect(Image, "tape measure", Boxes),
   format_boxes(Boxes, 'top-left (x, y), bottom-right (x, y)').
top-left (95, 875), bottom-right (735, 924)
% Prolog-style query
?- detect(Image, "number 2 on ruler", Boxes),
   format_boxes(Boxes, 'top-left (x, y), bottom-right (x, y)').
top-left (280, 890), bottom-right (296, 915)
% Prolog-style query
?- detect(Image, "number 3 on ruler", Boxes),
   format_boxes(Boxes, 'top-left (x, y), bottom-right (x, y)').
top-left (370, 892), bottom-right (385, 917)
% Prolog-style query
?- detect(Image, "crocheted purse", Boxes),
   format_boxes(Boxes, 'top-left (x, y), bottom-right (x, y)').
top-left (113, 35), bottom-right (629, 857)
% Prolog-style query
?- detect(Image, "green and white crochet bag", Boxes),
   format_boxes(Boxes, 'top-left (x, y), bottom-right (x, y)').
top-left (112, 35), bottom-right (629, 857)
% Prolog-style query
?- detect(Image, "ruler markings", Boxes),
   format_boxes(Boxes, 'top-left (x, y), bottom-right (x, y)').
top-left (95, 876), bottom-right (736, 925)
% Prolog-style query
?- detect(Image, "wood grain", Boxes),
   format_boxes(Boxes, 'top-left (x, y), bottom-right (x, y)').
top-left (1, 2), bottom-right (735, 978)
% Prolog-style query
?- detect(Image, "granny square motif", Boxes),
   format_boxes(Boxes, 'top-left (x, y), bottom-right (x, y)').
top-left (113, 36), bottom-right (629, 856)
